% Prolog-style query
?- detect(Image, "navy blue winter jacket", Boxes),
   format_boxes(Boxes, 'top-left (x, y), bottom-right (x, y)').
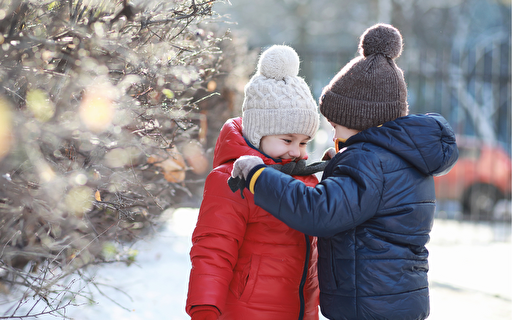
top-left (244, 113), bottom-right (459, 320)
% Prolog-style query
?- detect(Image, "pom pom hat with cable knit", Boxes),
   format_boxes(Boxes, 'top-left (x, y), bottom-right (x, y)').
top-left (320, 23), bottom-right (409, 131)
top-left (242, 45), bottom-right (319, 149)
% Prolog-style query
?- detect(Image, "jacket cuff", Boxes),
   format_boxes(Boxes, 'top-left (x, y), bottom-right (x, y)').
top-left (245, 164), bottom-right (267, 194)
top-left (190, 305), bottom-right (221, 316)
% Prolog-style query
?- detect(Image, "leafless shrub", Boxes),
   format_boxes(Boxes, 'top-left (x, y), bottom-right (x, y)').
top-left (0, 0), bottom-right (252, 317)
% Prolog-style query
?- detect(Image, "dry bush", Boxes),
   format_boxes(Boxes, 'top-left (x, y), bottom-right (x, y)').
top-left (0, 0), bottom-right (254, 317)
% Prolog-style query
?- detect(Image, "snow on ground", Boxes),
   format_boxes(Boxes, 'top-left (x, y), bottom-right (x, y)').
top-left (2, 207), bottom-right (511, 320)
top-left (428, 219), bottom-right (512, 320)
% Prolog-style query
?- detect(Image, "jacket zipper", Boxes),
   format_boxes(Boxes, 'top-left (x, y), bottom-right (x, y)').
top-left (298, 234), bottom-right (310, 320)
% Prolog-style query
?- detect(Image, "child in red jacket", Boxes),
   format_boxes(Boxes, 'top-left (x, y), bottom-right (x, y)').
top-left (186, 45), bottom-right (323, 320)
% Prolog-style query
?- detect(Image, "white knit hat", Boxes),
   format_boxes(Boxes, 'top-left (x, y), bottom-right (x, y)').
top-left (242, 45), bottom-right (319, 149)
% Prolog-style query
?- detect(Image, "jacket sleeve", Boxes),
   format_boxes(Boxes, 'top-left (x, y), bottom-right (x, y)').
top-left (186, 168), bottom-right (249, 315)
top-left (252, 148), bottom-right (384, 238)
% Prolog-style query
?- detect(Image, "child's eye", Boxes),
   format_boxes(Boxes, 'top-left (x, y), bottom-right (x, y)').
top-left (282, 139), bottom-right (292, 143)
top-left (300, 142), bottom-right (308, 146)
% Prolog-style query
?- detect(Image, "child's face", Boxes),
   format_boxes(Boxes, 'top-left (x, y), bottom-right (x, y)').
top-left (259, 133), bottom-right (310, 161)
top-left (329, 121), bottom-right (360, 141)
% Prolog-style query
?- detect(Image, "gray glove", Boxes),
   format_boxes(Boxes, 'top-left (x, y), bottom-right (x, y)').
top-left (322, 147), bottom-right (337, 160)
top-left (231, 155), bottom-right (264, 180)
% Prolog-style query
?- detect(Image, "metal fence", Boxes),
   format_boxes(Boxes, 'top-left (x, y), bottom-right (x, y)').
top-left (404, 41), bottom-right (511, 150)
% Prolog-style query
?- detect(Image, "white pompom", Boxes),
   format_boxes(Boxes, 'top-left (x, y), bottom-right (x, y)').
top-left (257, 45), bottom-right (300, 80)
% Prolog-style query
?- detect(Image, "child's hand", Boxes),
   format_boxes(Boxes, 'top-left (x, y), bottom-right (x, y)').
top-left (232, 155), bottom-right (264, 180)
top-left (322, 147), bottom-right (337, 160)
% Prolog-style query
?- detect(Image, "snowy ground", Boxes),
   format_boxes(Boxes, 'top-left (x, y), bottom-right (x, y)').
top-left (2, 207), bottom-right (511, 320)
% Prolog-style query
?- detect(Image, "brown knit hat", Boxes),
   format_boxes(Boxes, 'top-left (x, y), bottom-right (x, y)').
top-left (319, 23), bottom-right (409, 131)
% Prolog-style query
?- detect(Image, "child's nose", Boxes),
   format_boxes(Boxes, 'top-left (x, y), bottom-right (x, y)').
top-left (288, 145), bottom-right (301, 158)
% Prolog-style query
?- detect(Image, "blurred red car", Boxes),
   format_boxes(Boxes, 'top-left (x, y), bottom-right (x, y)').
top-left (434, 135), bottom-right (512, 218)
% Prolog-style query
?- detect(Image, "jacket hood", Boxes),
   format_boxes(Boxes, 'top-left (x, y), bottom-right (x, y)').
top-left (213, 117), bottom-right (298, 168)
top-left (348, 113), bottom-right (458, 176)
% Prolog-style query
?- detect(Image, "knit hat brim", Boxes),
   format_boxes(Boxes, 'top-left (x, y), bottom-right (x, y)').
top-left (243, 108), bottom-right (319, 149)
top-left (320, 90), bottom-right (408, 130)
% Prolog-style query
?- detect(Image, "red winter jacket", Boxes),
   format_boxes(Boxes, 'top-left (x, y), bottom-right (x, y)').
top-left (186, 117), bottom-right (319, 320)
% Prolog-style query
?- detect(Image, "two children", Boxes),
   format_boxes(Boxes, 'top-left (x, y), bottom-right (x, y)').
top-left (231, 24), bottom-right (459, 320)
top-left (186, 45), bottom-right (322, 319)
